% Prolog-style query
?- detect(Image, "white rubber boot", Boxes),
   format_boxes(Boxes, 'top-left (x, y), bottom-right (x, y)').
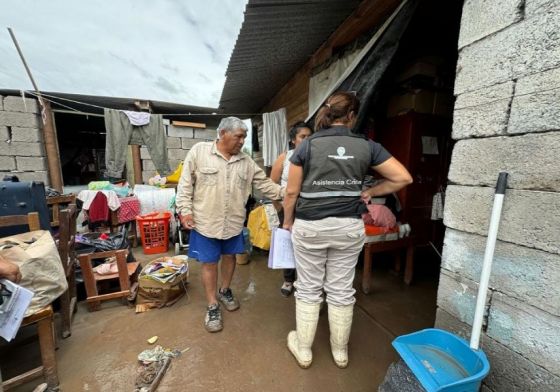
top-left (287, 299), bottom-right (321, 368)
top-left (328, 303), bottom-right (354, 368)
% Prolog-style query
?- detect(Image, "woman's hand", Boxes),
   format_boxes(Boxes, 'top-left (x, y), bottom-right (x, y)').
top-left (283, 223), bottom-right (293, 232)
top-left (360, 190), bottom-right (371, 204)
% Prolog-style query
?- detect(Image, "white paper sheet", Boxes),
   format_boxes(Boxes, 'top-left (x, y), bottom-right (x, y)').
top-left (0, 279), bottom-right (34, 342)
top-left (268, 228), bottom-right (296, 269)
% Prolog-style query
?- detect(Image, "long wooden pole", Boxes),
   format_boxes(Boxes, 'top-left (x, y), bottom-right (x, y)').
top-left (8, 27), bottom-right (64, 192)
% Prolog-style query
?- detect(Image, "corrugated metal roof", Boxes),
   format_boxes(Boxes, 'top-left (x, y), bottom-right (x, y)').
top-left (219, 0), bottom-right (360, 114)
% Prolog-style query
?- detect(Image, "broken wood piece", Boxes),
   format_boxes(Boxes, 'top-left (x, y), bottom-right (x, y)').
top-left (148, 358), bottom-right (171, 392)
top-left (171, 120), bottom-right (206, 128)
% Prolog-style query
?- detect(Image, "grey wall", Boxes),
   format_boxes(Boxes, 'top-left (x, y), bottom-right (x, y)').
top-left (140, 124), bottom-right (216, 183)
top-left (0, 96), bottom-right (49, 184)
top-left (436, 1), bottom-right (560, 391)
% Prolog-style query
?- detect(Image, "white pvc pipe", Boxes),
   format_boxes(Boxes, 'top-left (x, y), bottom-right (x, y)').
top-left (470, 193), bottom-right (505, 350)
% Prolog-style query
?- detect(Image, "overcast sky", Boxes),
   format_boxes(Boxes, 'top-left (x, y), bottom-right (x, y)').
top-left (0, 1), bottom-right (247, 108)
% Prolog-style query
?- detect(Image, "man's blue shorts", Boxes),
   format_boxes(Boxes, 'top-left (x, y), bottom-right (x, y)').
top-left (188, 230), bottom-right (244, 263)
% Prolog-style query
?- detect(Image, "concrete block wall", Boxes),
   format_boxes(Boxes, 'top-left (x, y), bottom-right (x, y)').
top-left (437, 1), bottom-right (560, 390)
top-left (140, 124), bottom-right (216, 183)
top-left (0, 96), bottom-right (49, 184)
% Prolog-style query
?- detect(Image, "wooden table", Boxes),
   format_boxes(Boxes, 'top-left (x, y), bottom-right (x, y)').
top-left (361, 236), bottom-right (415, 294)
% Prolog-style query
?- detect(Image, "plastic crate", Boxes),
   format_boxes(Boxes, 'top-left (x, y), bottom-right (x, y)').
top-left (136, 212), bottom-right (171, 255)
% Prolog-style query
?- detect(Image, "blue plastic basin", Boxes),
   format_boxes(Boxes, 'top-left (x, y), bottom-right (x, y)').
top-left (392, 328), bottom-right (490, 392)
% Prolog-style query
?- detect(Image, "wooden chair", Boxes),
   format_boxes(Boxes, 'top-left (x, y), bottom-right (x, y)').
top-left (361, 236), bottom-right (415, 294)
top-left (78, 249), bottom-right (139, 312)
top-left (46, 194), bottom-right (76, 228)
top-left (56, 204), bottom-right (78, 338)
top-left (0, 212), bottom-right (59, 390)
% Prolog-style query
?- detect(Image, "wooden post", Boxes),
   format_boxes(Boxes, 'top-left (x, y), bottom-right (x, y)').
top-left (131, 145), bottom-right (143, 184)
top-left (41, 100), bottom-right (64, 191)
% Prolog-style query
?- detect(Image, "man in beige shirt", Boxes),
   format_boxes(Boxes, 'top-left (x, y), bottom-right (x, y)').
top-left (176, 117), bottom-right (283, 332)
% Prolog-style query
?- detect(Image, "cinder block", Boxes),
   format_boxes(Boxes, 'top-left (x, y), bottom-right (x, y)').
top-left (484, 334), bottom-right (560, 391)
top-left (444, 185), bottom-right (560, 254)
top-left (0, 111), bottom-right (40, 128)
top-left (442, 229), bottom-right (560, 316)
top-left (0, 156), bottom-right (16, 170)
top-left (166, 136), bottom-right (181, 149)
top-left (167, 148), bottom-right (187, 161)
top-left (140, 147), bottom-right (150, 160)
top-left (0, 141), bottom-right (45, 157)
top-left (448, 132), bottom-right (560, 191)
top-left (141, 170), bottom-right (156, 184)
top-left (508, 67), bottom-right (560, 134)
top-left (0, 126), bottom-right (9, 141)
top-left (458, 0), bottom-right (523, 48)
top-left (434, 308), bottom-right (472, 340)
top-left (193, 128), bottom-right (217, 140)
top-left (142, 159), bottom-right (155, 171)
top-left (11, 127), bottom-right (42, 143)
top-left (3, 96), bottom-right (39, 113)
top-left (436, 270), bottom-right (491, 326)
top-left (181, 138), bottom-right (202, 150)
top-left (167, 125), bottom-right (193, 138)
top-left (525, 0), bottom-right (560, 17)
top-left (16, 156), bottom-right (47, 171)
top-left (452, 81), bottom-right (514, 139)
top-left (435, 308), bottom-right (560, 391)
top-left (455, 11), bottom-right (560, 95)
top-left (10, 171), bottom-right (49, 184)
top-left (487, 292), bottom-right (560, 375)
top-left (0, 96), bottom-right (3, 111)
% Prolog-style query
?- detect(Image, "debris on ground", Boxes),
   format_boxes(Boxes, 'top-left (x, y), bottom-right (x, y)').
top-left (134, 345), bottom-right (184, 391)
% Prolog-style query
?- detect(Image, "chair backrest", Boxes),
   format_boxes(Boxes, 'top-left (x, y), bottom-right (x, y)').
top-left (46, 194), bottom-right (77, 227)
top-left (0, 212), bottom-right (41, 232)
top-left (57, 204), bottom-right (78, 271)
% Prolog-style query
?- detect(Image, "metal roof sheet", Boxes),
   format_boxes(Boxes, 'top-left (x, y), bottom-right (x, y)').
top-left (219, 0), bottom-right (360, 114)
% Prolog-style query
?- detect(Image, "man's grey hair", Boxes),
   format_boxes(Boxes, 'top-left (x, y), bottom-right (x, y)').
top-left (217, 117), bottom-right (248, 137)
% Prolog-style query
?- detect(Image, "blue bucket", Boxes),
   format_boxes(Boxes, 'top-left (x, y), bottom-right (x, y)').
top-left (392, 328), bottom-right (490, 392)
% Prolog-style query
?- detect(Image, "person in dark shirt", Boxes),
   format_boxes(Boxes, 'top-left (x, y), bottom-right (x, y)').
top-left (283, 91), bottom-right (412, 369)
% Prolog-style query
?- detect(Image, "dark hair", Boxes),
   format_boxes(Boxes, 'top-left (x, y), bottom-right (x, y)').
top-left (314, 91), bottom-right (360, 131)
top-left (289, 121), bottom-right (312, 142)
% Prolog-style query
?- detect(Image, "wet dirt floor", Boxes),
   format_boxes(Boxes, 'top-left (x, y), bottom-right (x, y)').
top-left (1, 248), bottom-right (438, 391)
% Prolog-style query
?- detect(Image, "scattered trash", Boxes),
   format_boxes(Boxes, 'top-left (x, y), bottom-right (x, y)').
top-left (134, 345), bottom-right (185, 392)
top-left (137, 345), bottom-right (181, 364)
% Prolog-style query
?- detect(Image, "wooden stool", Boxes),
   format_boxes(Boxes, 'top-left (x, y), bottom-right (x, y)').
top-left (361, 237), bottom-right (415, 294)
top-left (78, 250), bottom-right (139, 311)
top-left (1, 306), bottom-right (58, 391)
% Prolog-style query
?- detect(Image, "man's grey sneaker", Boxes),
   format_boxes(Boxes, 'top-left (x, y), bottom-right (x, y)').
top-left (218, 288), bottom-right (240, 311)
top-left (205, 303), bottom-right (223, 332)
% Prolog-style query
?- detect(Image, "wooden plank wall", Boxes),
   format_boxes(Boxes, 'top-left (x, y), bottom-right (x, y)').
top-left (262, 0), bottom-right (400, 126)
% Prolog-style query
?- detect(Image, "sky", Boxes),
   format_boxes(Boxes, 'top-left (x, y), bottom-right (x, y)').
top-left (0, 1), bottom-right (247, 108)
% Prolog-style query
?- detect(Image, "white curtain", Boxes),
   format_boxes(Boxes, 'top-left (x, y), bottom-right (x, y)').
top-left (262, 108), bottom-right (288, 167)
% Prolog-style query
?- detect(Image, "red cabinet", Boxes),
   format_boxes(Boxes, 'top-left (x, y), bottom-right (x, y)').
top-left (376, 113), bottom-right (452, 246)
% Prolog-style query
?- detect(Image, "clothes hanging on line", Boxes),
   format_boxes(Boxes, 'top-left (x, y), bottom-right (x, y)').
top-left (77, 190), bottom-right (121, 211)
top-left (262, 108), bottom-right (288, 167)
top-left (121, 110), bottom-right (151, 126)
top-left (104, 109), bottom-right (171, 178)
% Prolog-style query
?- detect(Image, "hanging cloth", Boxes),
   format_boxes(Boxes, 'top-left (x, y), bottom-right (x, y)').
top-left (121, 110), bottom-right (151, 126)
top-left (104, 109), bottom-right (171, 178)
top-left (262, 108), bottom-right (288, 167)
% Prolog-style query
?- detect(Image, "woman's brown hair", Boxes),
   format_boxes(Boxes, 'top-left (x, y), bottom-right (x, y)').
top-left (314, 91), bottom-right (360, 131)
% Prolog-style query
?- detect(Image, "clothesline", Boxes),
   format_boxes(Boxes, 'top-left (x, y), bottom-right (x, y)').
top-left (22, 90), bottom-right (263, 117)
top-left (21, 82), bottom-right (560, 118)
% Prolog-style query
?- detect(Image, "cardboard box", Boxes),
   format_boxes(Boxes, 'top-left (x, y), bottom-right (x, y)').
top-left (136, 256), bottom-right (189, 307)
top-left (387, 90), bottom-right (453, 118)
